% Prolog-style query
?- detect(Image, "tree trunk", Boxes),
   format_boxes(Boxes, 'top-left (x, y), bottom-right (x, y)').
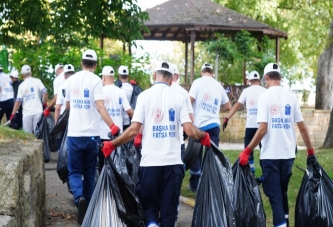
top-left (315, 19), bottom-right (333, 110)
top-left (322, 109), bottom-right (333, 148)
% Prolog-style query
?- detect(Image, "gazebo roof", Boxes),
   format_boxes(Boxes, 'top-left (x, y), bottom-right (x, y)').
top-left (143, 0), bottom-right (288, 41)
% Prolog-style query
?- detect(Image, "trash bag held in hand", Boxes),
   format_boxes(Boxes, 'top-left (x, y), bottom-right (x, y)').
top-left (129, 85), bottom-right (143, 110)
top-left (34, 115), bottom-right (53, 163)
top-left (232, 160), bottom-right (266, 227)
top-left (49, 109), bottom-right (69, 138)
top-left (192, 142), bottom-right (235, 227)
top-left (57, 127), bottom-right (68, 183)
top-left (45, 114), bottom-right (58, 152)
top-left (295, 161), bottom-right (333, 227)
top-left (123, 141), bottom-right (141, 185)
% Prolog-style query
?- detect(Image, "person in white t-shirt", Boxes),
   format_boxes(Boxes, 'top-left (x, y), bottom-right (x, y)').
top-left (44, 63), bottom-right (66, 115)
top-left (223, 71), bottom-right (266, 173)
top-left (188, 63), bottom-right (231, 192)
top-left (100, 61), bottom-right (211, 227)
top-left (115, 65), bottom-right (136, 130)
top-left (10, 65), bottom-right (48, 133)
top-left (0, 65), bottom-right (14, 123)
top-left (55, 64), bottom-right (75, 123)
top-left (238, 63), bottom-right (317, 227)
top-left (98, 65), bottom-right (133, 172)
top-left (65, 49), bottom-right (120, 225)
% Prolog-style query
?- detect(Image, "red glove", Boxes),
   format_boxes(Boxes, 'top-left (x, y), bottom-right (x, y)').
top-left (101, 141), bottom-right (115, 158)
top-left (200, 132), bottom-right (211, 148)
top-left (222, 118), bottom-right (229, 131)
top-left (134, 134), bottom-right (142, 148)
top-left (110, 123), bottom-right (120, 136)
top-left (130, 80), bottom-right (136, 85)
top-left (43, 108), bottom-right (50, 116)
top-left (10, 114), bottom-right (15, 121)
top-left (307, 148), bottom-right (314, 156)
top-left (239, 147), bottom-right (252, 166)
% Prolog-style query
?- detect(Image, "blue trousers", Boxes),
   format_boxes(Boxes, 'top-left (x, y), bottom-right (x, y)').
top-left (244, 128), bottom-right (262, 173)
top-left (260, 159), bottom-right (294, 226)
top-left (67, 136), bottom-right (99, 205)
top-left (136, 165), bottom-right (184, 227)
top-left (189, 127), bottom-right (220, 190)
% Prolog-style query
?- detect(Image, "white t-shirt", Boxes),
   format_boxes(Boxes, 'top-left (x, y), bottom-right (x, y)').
top-left (56, 80), bottom-right (68, 115)
top-left (120, 82), bottom-right (133, 125)
top-left (238, 85), bottom-right (266, 128)
top-left (189, 76), bottom-right (229, 130)
top-left (65, 71), bottom-right (104, 137)
top-left (257, 86), bottom-right (304, 160)
top-left (132, 83), bottom-right (191, 167)
top-left (0, 73), bottom-right (14, 101)
top-left (100, 84), bottom-right (132, 139)
top-left (53, 72), bottom-right (66, 95)
top-left (171, 82), bottom-right (193, 144)
top-left (16, 77), bottom-right (46, 117)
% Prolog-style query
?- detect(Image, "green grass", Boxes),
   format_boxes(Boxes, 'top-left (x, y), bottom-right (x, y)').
top-left (0, 125), bottom-right (35, 141)
top-left (181, 148), bottom-right (333, 227)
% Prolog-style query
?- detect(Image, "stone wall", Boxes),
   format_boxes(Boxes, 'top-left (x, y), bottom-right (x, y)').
top-left (220, 108), bottom-right (330, 148)
top-left (0, 140), bottom-right (45, 227)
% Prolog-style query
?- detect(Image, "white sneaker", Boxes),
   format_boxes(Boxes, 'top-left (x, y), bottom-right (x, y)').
top-left (147, 223), bottom-right (159, 227)
top-left (174, 221), bottom-right (177, 227)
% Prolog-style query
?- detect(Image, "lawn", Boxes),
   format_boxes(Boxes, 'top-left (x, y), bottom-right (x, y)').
top-left (181, 148), bottom-right (333, 227)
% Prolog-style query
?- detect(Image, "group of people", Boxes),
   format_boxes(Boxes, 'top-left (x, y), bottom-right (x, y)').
top-left (0, 48), bottom-right (318, 227)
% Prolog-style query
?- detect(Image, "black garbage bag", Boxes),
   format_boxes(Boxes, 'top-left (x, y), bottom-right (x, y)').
top-left (83, 154), bottom-right (144, 227)
top-left (192, 142), bottom-right (235, 227)
top-left (232, 160), bottom-right (266, 227)
top-left (129, 84), bottom-right (143, 110)
top-left (10, 106), bottom-right (22, 130)
top-left (45, 114), bottom-right (58, 152)
top-left (57, 127), bottom-right (68, 183)
top-left (34, 114), bottom-right (54, 163)
top-left (123, 141), bottom-right (141, 184)
top-left (295, 161), bottom-right (333, 227)
top-left (182, 138), bottom-right (202, 170)
top-left (49, 110), bottom-right (69, 138)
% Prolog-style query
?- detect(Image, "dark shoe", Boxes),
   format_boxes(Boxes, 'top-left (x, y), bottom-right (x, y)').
top-left (77, 197), bottom-right (87, 225)
top-left (256, 175), bottom-right (265, 186)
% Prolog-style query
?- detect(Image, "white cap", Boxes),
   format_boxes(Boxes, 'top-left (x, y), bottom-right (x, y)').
top-left (118, 65), bottom-right (129, 75)
top-left (20, 65), bottom-right (31, 74)
top-left (264, 63), bottom-right (280, 76)
top-left (10, 69), bottom-right (19, 78)
top-left (82, 49), bottom-right (97, 61)
top-left (155, 61), bottom-right (174, 75)
top-left (55, 63), bottom-right (64, 72)
top-left (247, 71), bottom-right (260, 80)
top-left (100, 66), bottom-right (115, 76)
top-left (201, 63), bottom-right (213, 71)
top-left (173, 64), bottom-right (180, 75)
top-left (64, 64), bottom-right (75, 73)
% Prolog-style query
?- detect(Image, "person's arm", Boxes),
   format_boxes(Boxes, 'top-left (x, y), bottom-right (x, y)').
top-left (54, 104), bottom-right (61, 124)
top-left (190, 96), bottom-right (195, 106)
top-left (297, 121), bottom-right (313, 150)
top-left (182, 122), bottom-right (206, 140)
top-left (220, 101), bottom-right (231, 111)
top-left (246, 122), bottom-right (267, 150)
top-left (126, 108), bottom-right (134, 119)
top-left (10, 101), bottom-right (21, 119)
top-left (189, 113), bottom-right (194, 123)
top-left (47, 95), bottom-right (57, 110)
top-left (111, 122), bottom-right (142, 147)
top-left (66, 101), bottom-right (70, 110)
top-left (95, 99), bottom-right (115, 127)
top-left (226, 102), bottom-right (242, 119)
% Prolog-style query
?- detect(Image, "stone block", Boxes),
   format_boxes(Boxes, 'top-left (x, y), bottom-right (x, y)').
top-left (0, 215), bottom-right (16, 227)
top-left (305, 118), bottom-right (318, 125)
top-left (318, 117), bottom-right (328, 125)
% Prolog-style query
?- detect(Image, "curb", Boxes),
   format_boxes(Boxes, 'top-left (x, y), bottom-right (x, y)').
top-left (179, 196), bottom-right (195, 208)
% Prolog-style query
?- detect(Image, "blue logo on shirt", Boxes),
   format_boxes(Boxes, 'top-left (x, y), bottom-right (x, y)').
top-left (119, 97), bottom-right (122, 104)
top-left (30, 87), bottom-right (34, 92)
top-left (214, 98), bottom-right (218, 105)
top-left (285, 104), bottom-right (291, 115)
top-left (84, 88), bottom-right (89, 98)
top-left (169, 108), bottom-right (175, 121)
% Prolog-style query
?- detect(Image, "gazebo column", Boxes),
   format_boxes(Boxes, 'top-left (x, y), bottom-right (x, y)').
top-left (185, 41), bottom-right (188, 84)
top-left (275, 37), bottom-right (280, 63)
top-left (190, 30), bottom-right (196, 83)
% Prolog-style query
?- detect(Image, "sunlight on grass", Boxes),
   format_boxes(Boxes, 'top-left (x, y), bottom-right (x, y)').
top-left (181, 148), bottom-right (333, 227)
top-left (0, 125), bottom-right (35, 142)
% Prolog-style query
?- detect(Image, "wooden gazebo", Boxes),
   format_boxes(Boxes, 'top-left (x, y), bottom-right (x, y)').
top-left (143, 0), bottom-right (288, 83)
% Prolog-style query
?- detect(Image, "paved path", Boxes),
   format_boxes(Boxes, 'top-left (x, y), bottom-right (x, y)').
top-left (45, 152), bottom-right (194, 227)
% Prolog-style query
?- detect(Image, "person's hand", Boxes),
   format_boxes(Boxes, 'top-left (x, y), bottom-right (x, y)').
top-left (43, 108), bottom-right (50, 116)
top-left (222, 118), bottom-right (229, 131)
top-left (130, 80), bottom-right (136, 85)
top-left (110, 123), bottom-right (120, 136)
top-left (200, 132), bottom-right (211, 148)
top-left (134, 134), bottom-right (142, 149)
top-left (239, 147), bottom-right (252, 166)
top-left (307, 149), bottom-right (317, 165)
top-left (10, 114), bottom-right (15, 121)
top-left (43, 102), bottom-right (47, 110)
top-left (101, 141), bottom-right (115, 158)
